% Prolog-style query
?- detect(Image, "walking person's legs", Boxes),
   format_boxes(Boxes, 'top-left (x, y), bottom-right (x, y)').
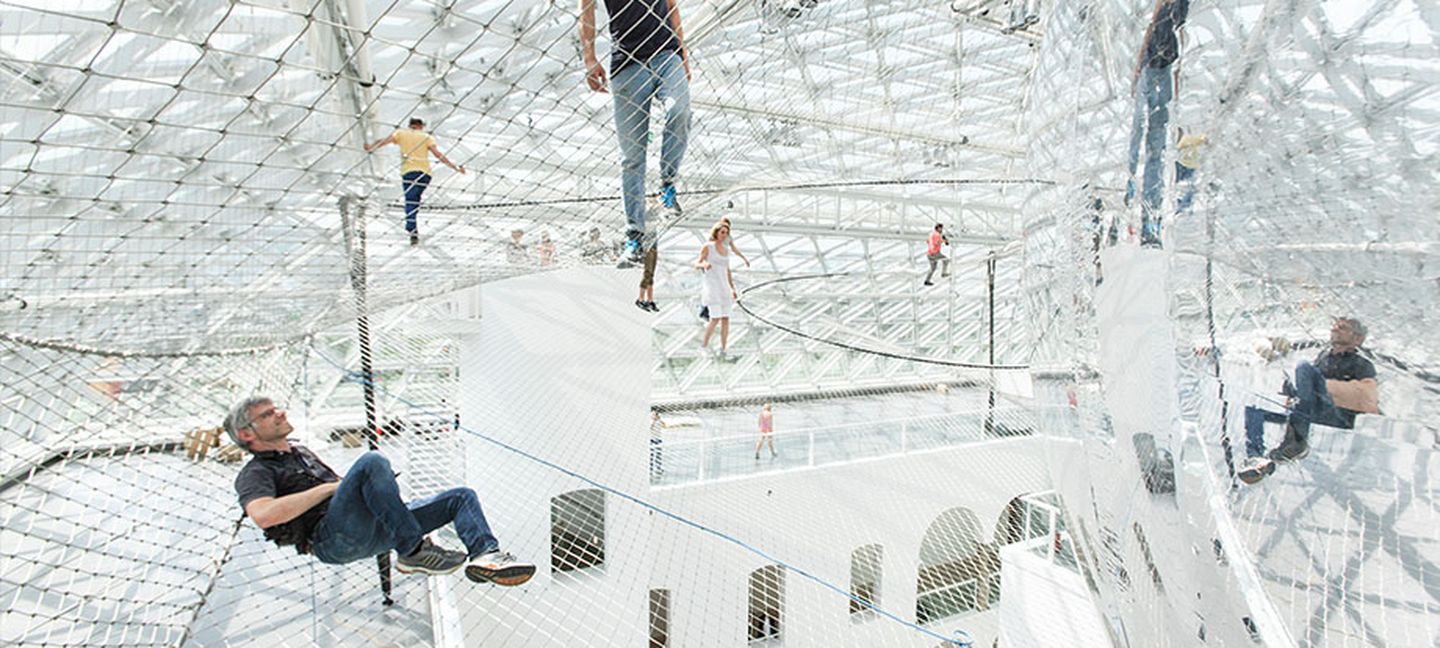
top-left (924, 254), bottom-right (939, 284)
top-left (1125, 78), bottom-right (1149, 203)
top-left (612, 65), bottom-right (658, 243)
top-left (719, 317), bottom-right (730, 353)
top-left (655, 51), bottom-right (691, 203)
top-left (702, 317), bottom-right (719, 349)
top-left (402, 172), bottom-right (430, 237)
top-left (1140, 66), bottom-right (1172, 245)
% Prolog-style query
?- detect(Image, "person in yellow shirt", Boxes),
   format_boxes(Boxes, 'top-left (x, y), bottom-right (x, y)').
top-left (1174, 128), bottom-right (1207, 215)
top-left (364, 118), bottom-right (465, 246)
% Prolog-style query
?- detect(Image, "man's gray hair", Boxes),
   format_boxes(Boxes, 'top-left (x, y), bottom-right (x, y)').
top-left (223, 396), bottom-right (272, 452)
top-left (1341, 316), bottom-right (1368, 339)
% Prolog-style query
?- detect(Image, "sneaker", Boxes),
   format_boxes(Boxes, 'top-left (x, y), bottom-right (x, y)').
top-left (409, 234), bottom-right (420, 247)
top-left (466, 550), bottom-right (536, 587)
top-left (1267, 438), bottom-right (1309, 463)
top-left (396, 538), bottom-right (466, 576)
top-left (1237, 457), bottom-right (1275, 485)
top-left (617, 238), bottom-right (642, 268)
top-left (645, 301), bottom-right (660, 312)
top-left (635, 299), bottom-right (649, 312)
top-left (923, 280), bottom-right (934, 286)
top-left (659, 184), bottom-right (681, 213)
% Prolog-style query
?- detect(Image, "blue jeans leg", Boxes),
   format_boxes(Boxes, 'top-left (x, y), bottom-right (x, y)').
top-left (311, 452), bottom-right (422, 565)
top-left (1139, 65), bottom-right (1172, 232)
top-left (1290, 360), bottom-right (1348, 439)
top-left (402, 172), bottom-right (430, 234)
top-left (612, 63), bottom-right (656, 240)
top-left (1174, 163), bottom-right (1195, 214)
top-left (407, 487), bottom-right (500, 559)
top-left (653, 51), bottom-right (691, 187)
top-left (1244, 405), bottom-right (1289, 458)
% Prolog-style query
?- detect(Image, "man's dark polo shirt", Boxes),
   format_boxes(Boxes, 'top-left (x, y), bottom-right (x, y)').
top-left (603, 0), bottom-right (680, 74)
top-left (235, 444), bottom-right (338, 554)
top-left (1314, 348), bottom-right (1377, 428)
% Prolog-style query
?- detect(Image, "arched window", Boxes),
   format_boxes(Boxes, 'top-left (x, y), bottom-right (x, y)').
top-left (850, 544), bottom-right (883, 617)
top-left (551, 489), bottom-right (605, 573)
top-left (748, 565), bottom-right (785, 644)
top-left (916, 507), bottom-right (996, 624)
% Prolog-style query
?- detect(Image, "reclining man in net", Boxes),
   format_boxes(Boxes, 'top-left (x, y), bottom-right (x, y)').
top-left (1238, 317), bottom-right (1379, 484)
top-left (223, 396), bottom-right (536, 585)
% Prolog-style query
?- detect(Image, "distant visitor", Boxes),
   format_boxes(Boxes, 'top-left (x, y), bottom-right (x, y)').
top-left (364, 117), bottom-right (466, 246)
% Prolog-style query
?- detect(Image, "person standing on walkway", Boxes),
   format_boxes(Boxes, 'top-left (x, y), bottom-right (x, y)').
top-left (754, 403), bottom-right (777, 460)
top-left (579, 0), bottom-right (692, 267)
top-left (696, 221), bottom-right (737, 360)
top-left (923, 223), bottom-right (950, 286)
top-left (364, 118), bottom-right (466, 246)
top-left (1124, 0), bottom-right (1190, 248)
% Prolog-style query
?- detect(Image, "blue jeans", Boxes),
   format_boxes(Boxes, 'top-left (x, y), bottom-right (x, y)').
top-left (1126, 65), bottom-right (1173, 240)
top-left (311, 452), bottom-right (499, 564)
top-left (1174, 163), bottom-right (1196, 214)
top-left (401, 171), bottom-right (431, 234)
top-left (612, 51), bottom-right (691, 240)
top-left (1243, 361), bottom-right (1349, 457)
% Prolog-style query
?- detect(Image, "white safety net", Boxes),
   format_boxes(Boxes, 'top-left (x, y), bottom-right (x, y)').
top-left (1, 0), bottom-right (1435, 647)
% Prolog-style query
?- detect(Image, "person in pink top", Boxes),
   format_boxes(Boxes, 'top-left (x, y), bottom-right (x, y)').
top-left (923, 223), bottom-right (950, 286)
top-left (754, 403), bottom-right (776, 460)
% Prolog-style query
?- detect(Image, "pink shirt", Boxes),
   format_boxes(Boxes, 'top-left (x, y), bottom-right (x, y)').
top-left (927, 230), bottom-right (944, 255)
top-left (758, 411), bottom-right (773, 433)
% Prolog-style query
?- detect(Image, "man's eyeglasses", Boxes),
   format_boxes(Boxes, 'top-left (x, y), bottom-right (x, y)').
top-left (245, 403), bottom-right (286, 429)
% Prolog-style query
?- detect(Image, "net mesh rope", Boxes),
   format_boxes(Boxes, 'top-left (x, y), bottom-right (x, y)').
top-left (0, 0), bottom-right (1435, 647)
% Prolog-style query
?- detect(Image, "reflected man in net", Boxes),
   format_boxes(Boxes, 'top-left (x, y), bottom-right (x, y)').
top-left (224, 396), bottom-right (535, 585)
top-left (1238, 318), bottom-right (1380, 484)
top-left (363, 117), bottom-right (466, 247)
top-left (579, 0), bottom-right (692, 267)
top-left (1125, 0), bottom-right (1190, 248)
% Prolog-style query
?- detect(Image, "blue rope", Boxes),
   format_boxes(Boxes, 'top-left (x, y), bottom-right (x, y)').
top-left (316, 350), bottom-right (974, 646)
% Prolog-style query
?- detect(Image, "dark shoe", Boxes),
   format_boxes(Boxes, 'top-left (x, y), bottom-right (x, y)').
top-left (923, 281), bottom-right (934, 286)
top-left (396, 538), bottom-right (466, 576)
top-left (635, 299), bottom-right (649, 312)
top-left (1237, 457), bottom-right (1275, 485)
top-left (1267, 440), bottom-right (1309, 463)
top-left (410, 234), bottom-right (420, 247)
top-left (645, 301), bottom-right (660, 312)
top-left (466, 550), bottom-right (536, 587)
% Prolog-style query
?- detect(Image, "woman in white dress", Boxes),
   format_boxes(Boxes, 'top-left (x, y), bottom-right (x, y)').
top-left (696, 221), bottom-right (738, 359)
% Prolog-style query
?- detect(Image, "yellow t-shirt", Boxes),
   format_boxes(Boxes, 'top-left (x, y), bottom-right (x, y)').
top-left (1177, 133), bottom-right (1208, 169)
top-left (392, 129), bottom-right (435, 174)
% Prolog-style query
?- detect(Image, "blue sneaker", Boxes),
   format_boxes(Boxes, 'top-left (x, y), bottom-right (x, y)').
top-left (617, 238), bottom-right (643, 268)
top-left (659, 184), bottom-right (681, 213)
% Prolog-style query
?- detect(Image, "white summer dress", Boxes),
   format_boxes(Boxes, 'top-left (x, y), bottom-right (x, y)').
top-left (700, 241), bottom-right (734, 318)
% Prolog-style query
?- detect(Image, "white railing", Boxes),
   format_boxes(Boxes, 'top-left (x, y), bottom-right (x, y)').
top-left (650, 406), bottom-right (1038, 486)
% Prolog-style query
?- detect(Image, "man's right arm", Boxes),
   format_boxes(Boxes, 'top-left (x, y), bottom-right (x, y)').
top-left (245, 482), bottom-right (338, 529)
top-left (364, 134), bottom-right (394, 153)
top-left (579, 0), bottom-right (608, 92)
